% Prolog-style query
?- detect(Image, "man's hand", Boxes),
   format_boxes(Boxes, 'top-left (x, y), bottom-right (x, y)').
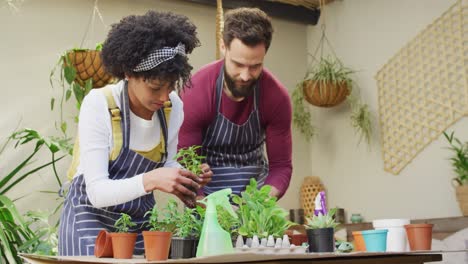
top-left (199, 163), bottom-right (213, 187)
top-left (268, 185), bottom-right (280, 198)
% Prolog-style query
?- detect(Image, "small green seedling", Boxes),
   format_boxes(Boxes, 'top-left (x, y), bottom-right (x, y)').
top-left (114, 213), bottom-right (136, 233)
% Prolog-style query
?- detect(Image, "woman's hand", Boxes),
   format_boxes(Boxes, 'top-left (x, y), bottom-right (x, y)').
top-left (143, 167), bottom-right (201, 207)
top-left (199, 163), bottom-right (213, 187)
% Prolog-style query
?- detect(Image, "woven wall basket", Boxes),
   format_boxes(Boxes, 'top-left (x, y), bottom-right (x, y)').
top-left (302, 80), bottom-right (350, 107)
top-left (300, 176), bottom-right (325, 217)
top-left (65, 50), bottom-right (114, 88)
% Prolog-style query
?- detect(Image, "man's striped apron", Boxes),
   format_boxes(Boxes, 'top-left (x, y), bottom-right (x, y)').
top-left (201, 66), bottom-right (269, 196)
top-left (58, 82), bottom-right (168, 256)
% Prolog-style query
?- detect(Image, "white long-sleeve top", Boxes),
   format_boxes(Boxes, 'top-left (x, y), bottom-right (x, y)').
top-left (74, 81), bottom-right (183, 208)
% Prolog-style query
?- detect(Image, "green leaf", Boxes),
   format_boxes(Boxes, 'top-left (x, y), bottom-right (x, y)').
top-left (84, 79), bottom-right (93, 96)
top-left (50, 98), bottom-right (55, 111)
top-left (60, 122), bottom-right (67, 134)
top-left (72, 83), bottom-right (84, 104)
top-left (65, 89), bottom-right (72, 101)
top-left (63, 65), bottom-right (76, 85)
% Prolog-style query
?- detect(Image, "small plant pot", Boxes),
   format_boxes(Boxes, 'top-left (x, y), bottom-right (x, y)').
top-left (306, 227), bottom-right (335, 252)
top-left (455, 185), bottom-right (468, 216)
top-left (351, 231), bottom-right (366, 252)
top-left (110, 232), bottom-right (137, 259)
top-left (361, 229), bottom-right (388, 252)
top-left (373, 219), bottom-right (410, 252)
top-left (290, 233), bottom-right (308, 247)
top-left (170, 237), bottom-right (198, 259)
top-left (143, 231), bottom-right (172, 261)
top-left (94, 230), bottom-right (113, 258)
top-left (404, 224), bottom-right (433, 251)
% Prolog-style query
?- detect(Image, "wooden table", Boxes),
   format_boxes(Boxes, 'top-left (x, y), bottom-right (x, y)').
top-left (21, 252), bottom-right (443, 264)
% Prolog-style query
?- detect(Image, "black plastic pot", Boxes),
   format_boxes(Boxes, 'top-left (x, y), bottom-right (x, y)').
top-left (170, 237), bottom-right (198, 259)
top-left (306, 227), bottom-right (335, 252)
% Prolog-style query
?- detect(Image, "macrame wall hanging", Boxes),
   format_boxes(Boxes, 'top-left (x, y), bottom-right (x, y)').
top-left (375, 0), bottom-right (468, 175)
top-left (215, 0), bottom-right (224, 59)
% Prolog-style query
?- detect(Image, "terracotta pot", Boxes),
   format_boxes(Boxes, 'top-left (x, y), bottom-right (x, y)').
top-left (94, 230), bottom-right (113, 258)
top-left (143, 231), bottom-right (172, 261)
top-left (110, 232), bottom-right (137, 259)
top-left (302, 80), bottom-right (350, 107)
top-left (352, 231), bottom-right (366, 252)
top-left (290, 233), bottom-right (308, 247)
top-left (404, 224), bottom-right (433, 251)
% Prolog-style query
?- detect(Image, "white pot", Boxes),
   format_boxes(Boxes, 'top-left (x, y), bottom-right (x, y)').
top-left (372, 219), bottom-right (410, 252)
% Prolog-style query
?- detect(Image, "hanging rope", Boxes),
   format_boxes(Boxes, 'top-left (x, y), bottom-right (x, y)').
top-left (80, 0), bottom-right (107, 48)
top-left (215, 0), bottom-right (224, 59)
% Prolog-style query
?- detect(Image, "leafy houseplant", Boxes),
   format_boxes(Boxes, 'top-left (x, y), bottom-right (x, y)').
top-left (443, 131), bottom-right (468, 186)
top-left (164, 200), bottom-right (203, 259)
top-left (232, 179), bottom-right (293, 239)
top-left (443, 131), bottom-right (468, 216)
top-left (293, 56), bottom-right (373, 145)
top-left (304, 207), bottom-right (338, 253)
top-left (0, 128), bottom-right (70, 263)
top-left (305, 207), bottom-right (338, 230)
top-left (50, 43), bottom-right (115, 137)
top-left (175, 145), bottom-right (205, 175)
top-left (142, 203), bottom-right (175, 261)
top-left (111, 213), bottom-right (137, 259)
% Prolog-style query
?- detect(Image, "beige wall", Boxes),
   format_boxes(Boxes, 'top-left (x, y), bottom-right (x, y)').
top-left (2, 0), bottom-right (466, 222)
top-left (306, 0), bottom-right (468, 221)
top-left (0, 0), bottom-right (309, 213)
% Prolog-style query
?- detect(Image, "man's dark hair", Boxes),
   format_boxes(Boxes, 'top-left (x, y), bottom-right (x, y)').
top-left (223, 7), bottom-right (273, 51)
top-left (101, 10), bottom-right (200, 91)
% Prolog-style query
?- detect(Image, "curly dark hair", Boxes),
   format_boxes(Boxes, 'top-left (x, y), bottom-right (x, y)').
top-left (101, 10), bottom-right (200, 91)
top-left (223, 8), bottom-right (273, 51)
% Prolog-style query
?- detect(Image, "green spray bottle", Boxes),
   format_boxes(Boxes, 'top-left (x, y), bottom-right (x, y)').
top-left (196, 188), bottom-right (237, 257)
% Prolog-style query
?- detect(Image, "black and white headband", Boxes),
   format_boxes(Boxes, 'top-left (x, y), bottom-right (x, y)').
top-left (133, 42), bottom-right (186, 72)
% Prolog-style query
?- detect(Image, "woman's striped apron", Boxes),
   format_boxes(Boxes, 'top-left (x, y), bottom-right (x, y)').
top-left (202, 66), bottom-right (269, 196)
top-left (58, 82), bottom-right (168, 256)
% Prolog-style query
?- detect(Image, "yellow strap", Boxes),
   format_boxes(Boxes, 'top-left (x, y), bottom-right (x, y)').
top-left (102, 87), bottom-right (123, 161)
top-left (66, 137), bottom-right (81, 180)
top-left (66, 87), bottom-right (123, 180)
top-left (67, 87), bottom-right (172, 179)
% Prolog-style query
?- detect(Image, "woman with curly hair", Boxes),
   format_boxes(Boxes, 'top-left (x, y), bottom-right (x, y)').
top-left (58, 10), bottom-right (211, 256)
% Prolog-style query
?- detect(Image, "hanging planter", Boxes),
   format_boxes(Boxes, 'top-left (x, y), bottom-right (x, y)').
top-left (291, 0), bottom-right (373, 145)
top-left (302, 79), bottom-right (350, 107)
top-left (64, 48), bottom-right (114, 88)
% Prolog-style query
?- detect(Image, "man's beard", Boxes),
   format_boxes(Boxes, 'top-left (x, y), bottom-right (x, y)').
top-left (223, 67), bottom-right (258, 98)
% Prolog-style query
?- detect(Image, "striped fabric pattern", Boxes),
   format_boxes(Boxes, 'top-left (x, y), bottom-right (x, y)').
top-left (201, 66), bottom-right (268, 196)
top-left (58, 82), bottom-right (168, 256)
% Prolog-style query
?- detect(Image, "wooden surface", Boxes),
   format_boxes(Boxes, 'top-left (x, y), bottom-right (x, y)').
top-left (21, 252), bottom-right (443, 264)
top-left (342, 216), bottom-right (468, 242)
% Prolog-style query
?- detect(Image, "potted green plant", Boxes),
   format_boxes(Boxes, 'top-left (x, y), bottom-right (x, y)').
top-left (50, 43), bottom-right (115, 137)
top-left (443, 131), bottom-right (468, 216)
top-left (175, 145), bottom-right (205, 176)
top-left (304, 207), bottom-right (338, 253)
top-left (292, 57), bottom-right (373, 145)
top-left (231, 179), bottom-right (293, 242)
top-left (174, 145), bottom-right (206, 206)
top-left (302, 56), bottom-right (353, 108)
top-left (165, 200), bottom-right (203, 259)
top-left (111, 213), bottom-right (137, 259)
top-left (143, 203), bottom-right (175, 261)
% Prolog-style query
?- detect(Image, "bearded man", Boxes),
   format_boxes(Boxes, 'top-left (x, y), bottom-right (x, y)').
top-left (178, 7), bottom-right (292, 199)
